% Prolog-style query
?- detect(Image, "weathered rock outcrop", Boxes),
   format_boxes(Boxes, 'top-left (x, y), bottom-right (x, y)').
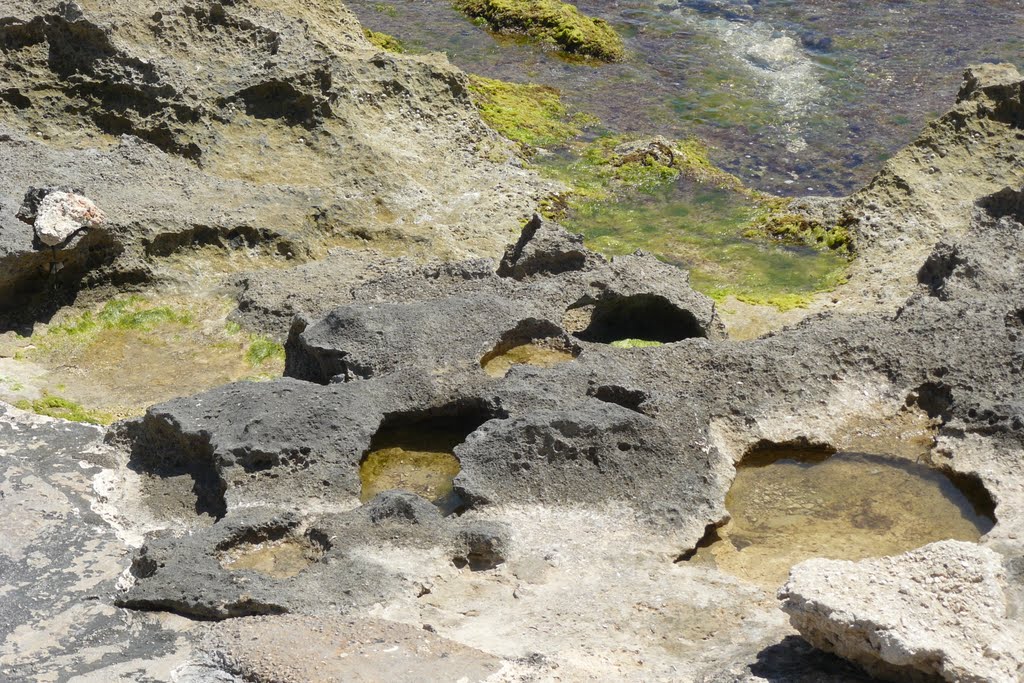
top-left (784, 63), bottom-right (1024, 316)
top-left (0, 0), bottom-right (554, 326)
top-left (779, 541), bottom-right (1024, 683)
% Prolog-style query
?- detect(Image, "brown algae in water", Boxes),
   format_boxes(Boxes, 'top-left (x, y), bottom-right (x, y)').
top-left (481, 341), bottom-right (576, 377)
top-left (693, 450), bottom-right (995, 585)
top-left (221, 538), bottom-right (323, 579)
top-left (360, 426), bottom-right (466, 511)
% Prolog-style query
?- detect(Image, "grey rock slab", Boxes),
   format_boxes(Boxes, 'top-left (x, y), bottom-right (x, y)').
top-left (197, 614), bottom-right (501, 682)
top-left (0, 403), bottom-right (195, 681)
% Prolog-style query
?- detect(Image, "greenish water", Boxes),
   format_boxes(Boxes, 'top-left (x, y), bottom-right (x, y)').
top-left (481, 341), bottom-right (576, 377)
top-left (695, 449), bottom-right (996, 585)
top-left (560, 181), bottom-right (847, 305)
top-left (360, 425), bottom-right (469, 514)
top-left (347, 0), bottom-right (1021, 303)
top-left (347, 0), bottom-right (1024, 195)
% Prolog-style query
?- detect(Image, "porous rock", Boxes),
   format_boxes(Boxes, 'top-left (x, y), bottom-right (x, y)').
top-left (779, 540), bottom-right (1024, 683)
top-left (33, 190), bottom-right (105, 246)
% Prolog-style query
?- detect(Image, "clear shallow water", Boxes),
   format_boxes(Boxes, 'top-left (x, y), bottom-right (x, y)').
top-left (554, 179), bottom-right (848, 301)
top-left (691, 449), bottom-right (996, 585)
top-left (348, 0), bottom-right (1024, 195)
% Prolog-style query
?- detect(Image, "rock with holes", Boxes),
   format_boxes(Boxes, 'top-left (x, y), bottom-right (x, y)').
top-left (118, 506), bottom-right (449, 620)
top-left (283, 218), bottom-right (725, 384)
top-left (454, 398), bottom-right (718, 539)
top-left (779, 540), bottom-right (1024, 683)
top-left (32, 190), bottom-right (105, 246)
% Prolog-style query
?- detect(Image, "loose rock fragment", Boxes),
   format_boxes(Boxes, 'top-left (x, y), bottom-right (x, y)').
top-left (33, 191), bottom-right (105, 247)
top-left (779, 540), bottom-right (1024, 683)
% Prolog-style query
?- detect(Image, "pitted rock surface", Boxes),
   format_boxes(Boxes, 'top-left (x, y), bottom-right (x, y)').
top-left (0, 0), bottom-right (553, 325)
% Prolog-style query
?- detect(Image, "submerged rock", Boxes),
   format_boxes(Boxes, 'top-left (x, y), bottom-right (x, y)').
top-left (779, 541), bottom-right (1024, 683)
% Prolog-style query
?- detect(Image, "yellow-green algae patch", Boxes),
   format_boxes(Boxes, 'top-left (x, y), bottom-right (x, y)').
top-left (608, 339), bottom-right (663, 349)
top-left (363, 28), bottom-right (405, 53)
top-left (14, 394), bottom-right (112, 425)
top-left (360, 427), bottom-right (465, 508)
top-left (692, 449), bottom-right (995, 586)
top-left (13, 295), bottom-right (286, 420)
top-left (453, 0), bottom-right (625, 62)
top-left (481, 341), bottom-right (576, 377)
top-left (533, 135), bottom-right (851, 310)
top-left (469, 75), bottom-right (596, 148)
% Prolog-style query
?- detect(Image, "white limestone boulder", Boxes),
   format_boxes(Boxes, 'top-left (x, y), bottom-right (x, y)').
top-left (33, 191), bottom-right (105, 247)
top-left (779, 540), bottom-right (1024, 683)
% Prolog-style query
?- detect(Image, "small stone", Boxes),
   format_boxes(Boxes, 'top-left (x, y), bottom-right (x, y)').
top-left (33, 191), bottom-right (105, 247)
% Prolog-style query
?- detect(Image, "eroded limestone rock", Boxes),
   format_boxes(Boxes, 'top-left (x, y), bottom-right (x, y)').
top-left (779, 541), bottom-right (1024, 683)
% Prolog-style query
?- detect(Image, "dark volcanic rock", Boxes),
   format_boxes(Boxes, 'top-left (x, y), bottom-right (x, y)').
top-left (454, 399), bottom-right (713, 530)
top-left (284, 217), bottom-right (725, 384)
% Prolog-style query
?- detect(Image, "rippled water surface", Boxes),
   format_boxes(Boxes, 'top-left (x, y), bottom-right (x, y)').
top-left (348, 0), bottom-right (1024, 194)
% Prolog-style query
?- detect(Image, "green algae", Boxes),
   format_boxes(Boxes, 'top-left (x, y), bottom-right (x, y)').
top-left (15, 394), bottom-right (112, 425)
top-left (558, 182), bottom-right (849, 309)
top-left (746, 197), bottom-right (854, 255)
top-left (363, 28), bottom-right (405, 53)
top-left (42, 296), bottom-right (193, 342)
top-left (452, 0), bottom-right (625, 62)
top-left (530, 134), bottom-right (850, 310)
top-left (245, 338), bottom-right (285, 367)
top-left (468, 75), bottom-right (596, 148)
top-left (608, 339), bottom-right (663, 349)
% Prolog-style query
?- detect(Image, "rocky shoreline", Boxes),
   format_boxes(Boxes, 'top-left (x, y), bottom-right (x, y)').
top-left (1, 1), bottom-right (1023, 682)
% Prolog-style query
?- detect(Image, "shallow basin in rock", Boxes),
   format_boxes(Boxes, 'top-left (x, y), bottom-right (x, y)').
top-left (691, 446), bottom-right (996, 585)
top-left (360, 423), bottom-right (475, 514)
top-left (480, 341), bottom-right (577, 378)
top-left (219, 534), bottom-right (327, 579)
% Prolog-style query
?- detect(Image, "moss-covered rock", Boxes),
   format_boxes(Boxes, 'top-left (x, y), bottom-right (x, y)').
top-left (468, 75), bottom-right (596, 148)
top-left (747, 198), bottom-right (855, 255)
top-left (453, 0), bottom-right (625, 62)
top-left (363, 28), bottom-right (406, 53)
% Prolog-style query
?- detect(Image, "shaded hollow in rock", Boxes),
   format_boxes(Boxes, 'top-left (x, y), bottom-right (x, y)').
top-left (360, 400), bottom-right (503, 514)
top-left (480, 319), bottom-right (580, 378)
top-left (112, 413), bottom-right (228, 523)
top-left (568, 294), bottom-right (706, 344)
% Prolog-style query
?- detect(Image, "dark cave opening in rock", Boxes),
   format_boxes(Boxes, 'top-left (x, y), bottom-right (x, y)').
top-left (569, 294), bottom-right (705, 344)
top-left (682, 438), bottom-right (996, 584)
top-left (359, 399), bottom-right (505, 515)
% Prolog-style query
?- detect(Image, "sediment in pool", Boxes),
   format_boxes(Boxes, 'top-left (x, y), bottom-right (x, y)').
top-left (360, 405), bottom-right (500, 514)
top-left (687, 442), bottom-right (996, 585)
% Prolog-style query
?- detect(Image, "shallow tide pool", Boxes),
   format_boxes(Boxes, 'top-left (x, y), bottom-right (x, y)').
top-left (692, 449), bottom-right (995, 585)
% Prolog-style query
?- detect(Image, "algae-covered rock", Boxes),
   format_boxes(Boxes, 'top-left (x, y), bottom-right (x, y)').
top-left (453, 0), bottom-right (625, 61)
